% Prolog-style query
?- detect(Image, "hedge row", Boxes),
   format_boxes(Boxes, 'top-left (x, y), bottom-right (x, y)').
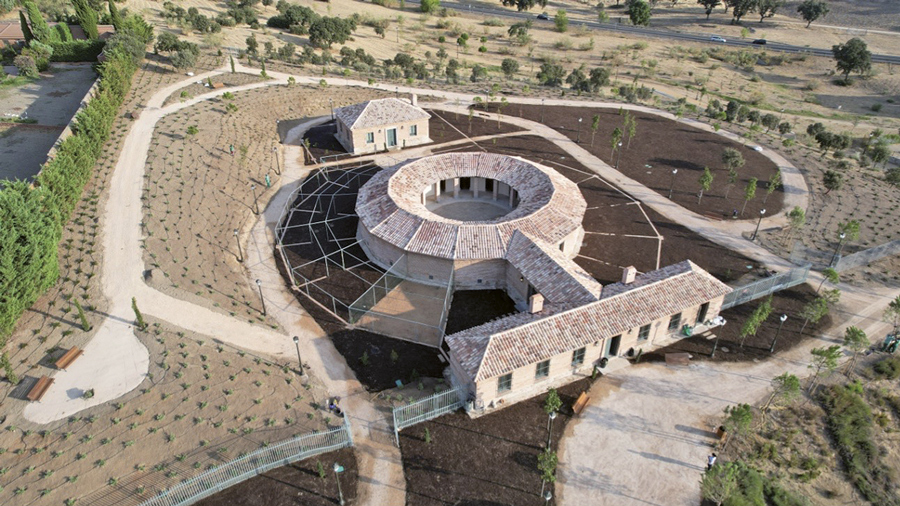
top-left (0, 24), bottom-right (148, 346)
top-left (50, 39), bottom-right (106, 62)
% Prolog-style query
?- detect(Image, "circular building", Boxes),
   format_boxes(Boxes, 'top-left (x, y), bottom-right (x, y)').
top-left (356, 153), bottom-right (587, 291)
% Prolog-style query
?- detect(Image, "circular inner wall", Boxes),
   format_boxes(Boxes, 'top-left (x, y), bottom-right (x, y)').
top-left (355, 153), bottom-right (588, 289)
top-left (429, 200), bottom-right (514, 221)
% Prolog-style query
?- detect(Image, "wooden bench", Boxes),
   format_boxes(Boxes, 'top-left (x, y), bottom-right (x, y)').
top-left (27, 376), bottom-right (54, 402)
top-left (55, 347), bottom-right (83, 370)
top-left (572, 391), bottom-right (590, 416)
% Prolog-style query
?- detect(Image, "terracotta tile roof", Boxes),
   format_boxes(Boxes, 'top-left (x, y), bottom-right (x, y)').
top-left (445, 260), bottom-right (732, 382)
top-left (505, 231), bottom-right (601, 304)
top-left (356, 154), bottom-right (586, 261)
top-left (335, 98), bottom-right (430, 130)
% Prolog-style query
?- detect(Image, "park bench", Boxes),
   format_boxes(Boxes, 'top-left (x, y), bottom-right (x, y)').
top-left (27, 376), bottom-right (54, 402)
top-left (55, 347), bottom-right (83, 370)
top-left (572, 391), bottom-right (590, 416)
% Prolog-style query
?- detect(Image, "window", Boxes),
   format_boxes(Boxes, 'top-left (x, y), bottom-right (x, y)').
top-left (535, 360), bottom-right (550, 379)
top-left (410, 124), bottom-right (418, 136)
top-left (572, 348), bottom-right (586, 367)
top-left (366, 132), bottom-right (374, 144)
top-left (497, 373), bottom-right (512, 393)
top-left (668, 313), bottom-right (682, 332)
top-left (638, 324), bottom-right (651, 341)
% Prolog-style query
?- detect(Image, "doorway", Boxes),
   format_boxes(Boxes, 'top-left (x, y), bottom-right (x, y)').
top-left (604, 335), bottom-right (621, 358)
top-left (386, 128), bottom-right (398, 147)
top-left (696, 302), bottom-right (709, 324)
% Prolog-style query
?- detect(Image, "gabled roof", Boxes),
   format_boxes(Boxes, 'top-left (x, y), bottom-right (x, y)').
top-left (506, 231), bottom-right (601, 304)
top-left (445, 260), bottom-right (731, 382)
top-left (335, 98), bottom-right (430, 130)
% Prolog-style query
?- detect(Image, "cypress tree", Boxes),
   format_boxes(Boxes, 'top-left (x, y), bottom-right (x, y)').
top-left (0, 182), bottom-right (61, 340)
top-left (19, 10), bottom-right (34, 43)
top-left (23, 1), bottom-right (52, 42)
top-left (108, 0), bottom-right (123, 30)
top-left (72, 0), bottom-right (99, 39)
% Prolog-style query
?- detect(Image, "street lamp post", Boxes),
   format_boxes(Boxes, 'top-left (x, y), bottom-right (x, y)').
top-left (668, 169), bottom-right (678, 199)
top-left (251, 184), bottom-right (259, 215)
top-left (292, 336), bottom-right (305, 376)
top-left (770, 314), bottom-right (787, 353)
top-left (541, 98), bottom-right (545, 123)
top-left (614, 142), bottom-right (623, 170)
top-left (546, 411), bottom-right (557, 449)
top-left (830, 232), bottom-right (846, 267)
top-left (543, 489), bottom-right (552, 503)
top-left (330, 98), bottom-right (334, 121)
top-left (576, 117), bottom-right (583, 143)
top-left (255, 279), bottom-right (266, 316)
top-left (395, 86), bottom-right (399, 98)
top-left (233, 229), bottom-right (243, 262)
top-left (752, 208), bottom-right (766, 241)
top-left (272, 146), bottom-right (280, 175)
top-left (333, 462), bottom-right (345, 506)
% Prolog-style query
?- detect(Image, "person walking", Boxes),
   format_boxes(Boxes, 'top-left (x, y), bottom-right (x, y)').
top-left (229, 144), bottom-right (235, 156)
top-left (265, 173), bottom-right (271, 188)
top-left (707, 453), bottom-right (717, 471)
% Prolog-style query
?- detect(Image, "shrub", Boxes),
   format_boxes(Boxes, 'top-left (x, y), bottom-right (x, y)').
top-left (872, 356), bottom-right (900, 380)
top-left (13, 55), bottom-right (38, 78)
top-left (0, 17), bottom-right (148, 343)
top-left (49, 40), bottom-right (106, 62)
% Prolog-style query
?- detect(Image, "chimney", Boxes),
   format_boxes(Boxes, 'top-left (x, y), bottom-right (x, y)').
top-left (528, 293), bottom-right (544, 314)
top-left (410, 93), bottom-right (418, 107)
top-left (622, 266), bottom-right (637, 284)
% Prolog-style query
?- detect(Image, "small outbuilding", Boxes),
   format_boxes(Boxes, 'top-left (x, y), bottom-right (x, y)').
top-left (334, 96), bottom-right (431, 155)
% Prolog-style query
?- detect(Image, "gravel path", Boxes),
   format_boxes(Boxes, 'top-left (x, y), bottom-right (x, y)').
top-left (27, 59), bottom-right (897, 506)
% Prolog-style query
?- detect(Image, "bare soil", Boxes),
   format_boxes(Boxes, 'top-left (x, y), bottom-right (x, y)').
top-left (1, 317), bottom-right (330, 506)
top-left (467, 133), bottom-right (757, 283)
top-left (445, 290), bottom-right (518, 335)
top-left (196, 447), bottom-right (358, 506)
top-left (400, 378), bottom-right (593, 506)
top-left (482, 102), bottom-right (784, 220)
top-left (143, 84), bottom-right (397, 327)
top-left (161, 71), bottom-right (268, 107)
top-left (644, 284), bottom-right (833, 363)
top-left (329, 327), bottom-right (447, 392)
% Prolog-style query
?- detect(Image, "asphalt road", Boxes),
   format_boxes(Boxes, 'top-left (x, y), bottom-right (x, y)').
top-left (410, 0), bottom-right (900, 65)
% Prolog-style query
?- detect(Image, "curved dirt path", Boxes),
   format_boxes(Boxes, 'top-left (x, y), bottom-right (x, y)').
top-left (27, 60), bottom-right (886, 506)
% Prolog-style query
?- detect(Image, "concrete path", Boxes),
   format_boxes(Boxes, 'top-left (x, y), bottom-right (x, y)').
top-left (21, 60), bottom-right (890, 506)
top-left (557, 282), bottom-right (899, 506)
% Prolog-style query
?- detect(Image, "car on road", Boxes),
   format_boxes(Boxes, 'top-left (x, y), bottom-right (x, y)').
top-left (537, 12), bottom-right (549, 20)
top-left (709, 36), bottom-right (727, 43)
top-left (751, 39), bottom-right (767, 45)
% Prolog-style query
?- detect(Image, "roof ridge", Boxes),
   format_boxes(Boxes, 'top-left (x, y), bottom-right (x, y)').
top-left (349, 100), bottom-right (374, 129)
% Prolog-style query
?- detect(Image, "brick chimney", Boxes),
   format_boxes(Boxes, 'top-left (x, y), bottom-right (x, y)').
top-left (621, 266), bottom-right (637, 284)
top-left (410, 93), bottom-right (418, 106)
top-left (528, 293), bottom-right (544, 314)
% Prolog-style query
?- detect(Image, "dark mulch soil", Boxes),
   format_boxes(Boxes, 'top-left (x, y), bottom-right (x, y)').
top-left (279, 164), bottom-right (383, 320)
top-left (445, 290), bottom-right (518, 335)
top-left (644, 284), bottom-right (833, 363)
top-left (330, 327), bottom-right (447, 391)
top-left (464, 133), bottom-right (756, 284)
top-left (401, 378), bottom-right (592, 506)
top-left (304, 121), bottom-right (347, 161)
top-left (480, 103), bottom-right (784, 220)
top-left (196, 448), bottom-right (357, 506)
top-left (301, 111), bottom-right (523, 162)
top-left (428, 108), bottom-right (524, 145)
